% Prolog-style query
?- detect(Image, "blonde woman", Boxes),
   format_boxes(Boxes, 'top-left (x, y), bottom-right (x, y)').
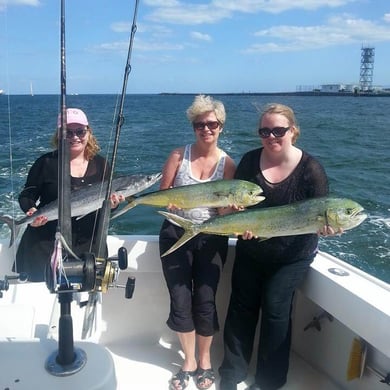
top-left (159, 95), bottom-right (236, 390)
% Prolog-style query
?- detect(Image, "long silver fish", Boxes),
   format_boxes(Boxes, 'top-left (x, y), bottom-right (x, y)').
top-left (0, 173), bottom-right (161, 246)
top-left (159, 197), bottom-right (367, 256)
top-left (111, 179), bottom-right (265, 219)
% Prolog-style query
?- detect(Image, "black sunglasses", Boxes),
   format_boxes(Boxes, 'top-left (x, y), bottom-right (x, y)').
top-left (66, 128), bottom-right (88, 139)
top-left (258, 126), bottom-right (290, 138)
top-left (193, 121), bottom-right (220, 131)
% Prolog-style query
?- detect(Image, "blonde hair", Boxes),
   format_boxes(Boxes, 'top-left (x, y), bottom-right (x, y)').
top-left (186, 94), bottom-right (226, 127)
top-left (260, 103), bottom-right (300, 144)
top-left (51, 126), bottom-right (100, 160)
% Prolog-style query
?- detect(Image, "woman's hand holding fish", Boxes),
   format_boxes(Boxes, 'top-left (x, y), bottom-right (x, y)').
top-left (28, 208), bottom-right (48, 227)
top-left (318, 225), bottom-right (344, 237)
top-left (218, 204), bottom-right (245, 216)
top-left (240, 230), bottom-right (258, 240)
top-left (167, 203), bottom-right (181, 211)
top-left (110, 194), bottom-right (125, 209)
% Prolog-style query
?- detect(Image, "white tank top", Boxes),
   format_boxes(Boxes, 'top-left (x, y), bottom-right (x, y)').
top-left (173, 144), bottom-right (226, 223)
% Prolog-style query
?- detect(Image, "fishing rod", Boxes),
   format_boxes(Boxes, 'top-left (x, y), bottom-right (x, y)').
top-left (93, 0), bottom-right (140, 259)
top-left (58, 0), bottom-right (71, 247)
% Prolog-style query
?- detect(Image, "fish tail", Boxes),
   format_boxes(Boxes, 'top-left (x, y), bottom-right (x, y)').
top-left (158, 211), bottom-right (198, 257)
top-left (111, 196), bottom-right (137, 220)
top-left (0, 215), bottom-right (19, 247)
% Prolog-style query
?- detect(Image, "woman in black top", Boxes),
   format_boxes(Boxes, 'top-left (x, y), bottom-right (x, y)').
top-left (15, 108), bottom-right (123, 282)
top-left (219, 103), bottom-right (337, 390)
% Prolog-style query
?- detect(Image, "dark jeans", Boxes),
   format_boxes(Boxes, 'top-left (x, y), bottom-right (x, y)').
top-left (219, 250), bottom-right (313, 390)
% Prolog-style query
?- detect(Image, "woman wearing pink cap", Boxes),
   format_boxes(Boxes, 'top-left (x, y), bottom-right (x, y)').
top-left (14, 108), bottom-right (123, 282)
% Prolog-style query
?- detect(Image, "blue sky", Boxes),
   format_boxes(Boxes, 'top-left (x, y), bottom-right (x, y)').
top-left (1, 0), bottom-right (390, 94)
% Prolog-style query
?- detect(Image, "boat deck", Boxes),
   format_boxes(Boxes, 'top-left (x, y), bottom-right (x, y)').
top-left (0, 337), bottom-right (339, 390)
top-left (109, 340), bottom-right (340, 389)
top-left (1, 236), bottom-right (389, 390)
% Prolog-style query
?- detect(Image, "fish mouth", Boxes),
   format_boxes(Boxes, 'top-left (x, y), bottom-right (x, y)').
top-left (254, 188), bottom-right (265, 202)
top-left (351, 207), bottom-right (368, 224)
top-left (253, 188), bottom-right (264, 196)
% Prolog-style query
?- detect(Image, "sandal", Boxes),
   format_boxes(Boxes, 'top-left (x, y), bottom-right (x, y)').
top-left (170, 368), bottom-right (197, 390)
top-left (196, 367), bottom-right (215, 389)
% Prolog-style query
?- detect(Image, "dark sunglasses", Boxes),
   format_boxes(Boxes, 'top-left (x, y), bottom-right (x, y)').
top-left (258, 126), bottom-right (290, 138)
top-left (193, 121), bottom-right (220, 131)
top-left (66, 128), bottom-right (88, 139)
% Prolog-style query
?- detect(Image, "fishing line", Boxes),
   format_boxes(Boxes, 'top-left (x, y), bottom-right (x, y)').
top-left (2, 4), bottom-right (19, 264)
top-left (93, 0), bottom-right (140, 258)
top-left (81, 1), bottom-right (140, 335)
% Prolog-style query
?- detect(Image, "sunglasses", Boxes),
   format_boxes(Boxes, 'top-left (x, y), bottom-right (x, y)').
top-left (66, 128), bottom-right (88, 139)
top-left (258, 126), bottom-right (290, 138)
top-left (193, 121), bottom-right (220, 131)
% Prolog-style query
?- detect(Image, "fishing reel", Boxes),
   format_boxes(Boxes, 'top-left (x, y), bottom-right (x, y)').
top-left (45, 246), bottom-right (134, 298)
top-left (95, 247), bottom-right (135, 298)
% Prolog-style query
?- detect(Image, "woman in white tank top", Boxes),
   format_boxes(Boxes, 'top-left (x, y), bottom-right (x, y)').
top-left (159, 95), bottom-right (236, 390)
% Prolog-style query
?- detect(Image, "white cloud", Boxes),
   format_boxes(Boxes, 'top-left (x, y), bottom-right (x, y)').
top-left (94, 39), bottom-right (184, 53)
top-left (190, 31), bottom-right (212, 41)
top-left (0, 0), bottom-right (40, 11)
top-left (145, 3), bottom-right (230, 25)
top-left (246, 15), bottom-right (390, 53)
top-left (143, 0), bottom-right (358, 24)
top-left (143, 0), bottom-right (180, 6)
top-left (212, 0), bottom-right (357, 14)
top-left (110, 1), bottom-right (390, 58)
top-left (111, 22), bottom-right (132, 33)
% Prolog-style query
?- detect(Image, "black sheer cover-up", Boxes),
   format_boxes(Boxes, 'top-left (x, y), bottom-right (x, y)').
top-left (15, 150), bottom-right (109, 282)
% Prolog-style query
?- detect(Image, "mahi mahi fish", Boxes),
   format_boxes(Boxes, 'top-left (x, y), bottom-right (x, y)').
top-left (111, 179), bottom-right (265, 219)
top-left (159, 197), bottom-right (367, 256)
top-left (0, 173), bottom-right (162, 247)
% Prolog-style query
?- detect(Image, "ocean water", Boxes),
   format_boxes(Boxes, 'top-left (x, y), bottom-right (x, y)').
top-left (0, 94), bottom-right (389, 283)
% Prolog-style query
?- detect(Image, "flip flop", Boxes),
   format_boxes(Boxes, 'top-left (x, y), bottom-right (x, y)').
top-left (170, 368), bottom-right (197, 390)
top-left (196, 367), bottom-right (215, 389)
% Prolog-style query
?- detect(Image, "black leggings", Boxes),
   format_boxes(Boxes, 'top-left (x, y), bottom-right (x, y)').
top-left (159, 219), bottom-right (228, 336)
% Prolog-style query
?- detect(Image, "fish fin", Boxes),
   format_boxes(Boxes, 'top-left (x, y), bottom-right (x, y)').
top-left (111, 197), bottom-right (137, 220)
top-left (158, 211), bottom-right (198, 257)
top-left (0, 215), bottom-right (19, 247)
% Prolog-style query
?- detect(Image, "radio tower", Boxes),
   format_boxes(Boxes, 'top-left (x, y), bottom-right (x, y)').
top-left (359, 46), bottom-right (375, 92)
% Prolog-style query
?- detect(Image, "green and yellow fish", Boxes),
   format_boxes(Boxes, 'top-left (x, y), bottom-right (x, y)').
top-left (111, 179), bottom-right (264, 219)
top-left (159, 197), bottom-right (367, 256)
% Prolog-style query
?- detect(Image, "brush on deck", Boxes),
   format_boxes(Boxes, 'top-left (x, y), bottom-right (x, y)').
top-left (347, 337), bottom-right (390, 384)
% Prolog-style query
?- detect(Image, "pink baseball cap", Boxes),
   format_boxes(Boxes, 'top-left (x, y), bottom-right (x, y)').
top-left (57, 108), bottom-right (89, 127)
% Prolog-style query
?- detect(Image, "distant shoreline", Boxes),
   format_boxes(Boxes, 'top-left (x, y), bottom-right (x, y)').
top-left (3, 91), bottom-right (390, 97)
top-left (159, 91), bottom-right (390, 97)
